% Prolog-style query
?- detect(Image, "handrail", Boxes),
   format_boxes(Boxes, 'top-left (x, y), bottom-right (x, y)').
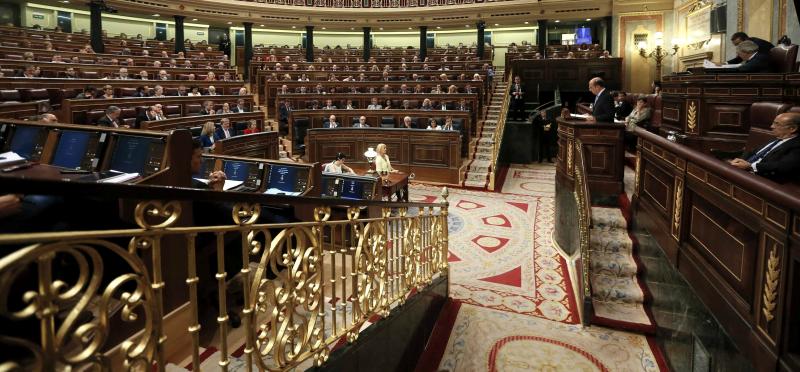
top-left (0, 179), bottom-right (450, 371)
top-left (487, 68), bottom-right (511, 190)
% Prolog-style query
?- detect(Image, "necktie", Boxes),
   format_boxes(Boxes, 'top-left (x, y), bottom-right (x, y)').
top-left (747, 140), bottom-right (780, 163)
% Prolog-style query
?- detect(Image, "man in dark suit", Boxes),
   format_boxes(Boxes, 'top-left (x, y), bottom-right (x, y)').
top-left (199, 101), bottom-right (215, 115)
top-left (532, 110), bottom-right (557, 163)
top-left (614, 91), bottom-right (633, 120)
top-left (510, 76), bottom-right (525, 120)
top-left (214, 118), bottom-right (233, 141)
top-left (588, 77), bottom-right (614, 122)
top-left (727, 32), bottom-right (774, 64)
top-left (730, 113), bottom-right (800, 183)
top-left (324, 115), bottom-right (340, 128)
top-left (97, 106), bottom-right (127, 128)
top-left (134, 105), bottom-right (159, 129)
top-left (735, 40), bottom-right (774, 73)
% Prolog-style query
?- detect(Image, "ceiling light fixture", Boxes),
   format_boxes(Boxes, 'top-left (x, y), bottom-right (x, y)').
top-left (292, 26), bottom-right (296, 28)
top-left (152, 14), bottom-right (160, 17)
top-left (524, 21), bottom-right (529, 24)
top-left (436, 26), bottom-right (441, 29)
top-left (191, 18), bottom-right (198, 21)
top-left (322, 27), bottom-right (326, 29)
top-left (586, 18), bottom-right (592, 21)
top-left (554, 20), bottom-right (560, 23)
top-left (494, 23), bottom-right (499, 26)
top-left (227, 21), bottom-right (232, 24)
top-left (260, 24), bottom-right (264, 27)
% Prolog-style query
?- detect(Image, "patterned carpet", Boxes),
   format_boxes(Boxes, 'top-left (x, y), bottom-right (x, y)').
top-left (413, 163), bottom-right (668, 372)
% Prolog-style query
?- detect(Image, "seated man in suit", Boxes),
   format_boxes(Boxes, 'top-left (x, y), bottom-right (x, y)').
top-left (214, 118), bottom-right (234, 140)
top-left (727, 32), bottom-right (775, 64)
top-left (729, 112), bottom-right (800, 183)
top-left (353, 115), bottom-right (370, 128)
top-left (199, 100), bottom-right (216, 115)
top-left (587, 77), bottom-right (614, 123)
top-left (613, 91), bottom-right (633, 120)
top-left (735, 40), bottom-right (773, 73)
top-left (367, 98), bottom-right (382, 110)
top-left (97, 106), bottom-right (128, 128)
top-left (324, 115), bottom-right (340, 128)
top-left (323, 99), bottom-right (337, 109)
top-left (134, 105), bottom-right (159, 129)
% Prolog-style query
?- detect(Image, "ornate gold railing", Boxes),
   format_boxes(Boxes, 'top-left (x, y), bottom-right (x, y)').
top-left (0, 191), bottom-right (449, 371)
top-left (572, 139), bottom-right (592, 325)
top-left (487, 68), bottom-right (511, 191)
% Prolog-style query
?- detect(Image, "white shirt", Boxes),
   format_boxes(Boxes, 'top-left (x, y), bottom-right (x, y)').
top-left (323, 162), bottom-right (352, 173)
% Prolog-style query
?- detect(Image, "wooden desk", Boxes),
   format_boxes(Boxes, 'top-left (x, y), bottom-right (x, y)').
top-left (631, 127), bottom-right (800, 372)
top-left (306, 127), bottom-right (461, 184)
top-left (509, 58), bottom-right (623, 93)
top-left (141, 112), bottom-right (265, 132)
top-left (0, 100), bottom-right (49, 119)
top-left (213, 131), bottom-right (279, 160)
top-left (556, 116), bottom-right (625, 196)
top-left (61, 95), bottom-right (254, 124)
top-left (379, 173), bottom-right (409, 202)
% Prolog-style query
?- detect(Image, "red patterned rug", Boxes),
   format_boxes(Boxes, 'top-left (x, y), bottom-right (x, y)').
top-left (411, 183), bottom-right (578, 324)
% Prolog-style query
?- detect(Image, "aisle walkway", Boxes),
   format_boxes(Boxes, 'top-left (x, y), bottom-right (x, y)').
top-left (412, 163), bottom-right (668, 372)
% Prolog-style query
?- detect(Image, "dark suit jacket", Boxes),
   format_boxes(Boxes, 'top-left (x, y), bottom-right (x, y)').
top-left (97, 115), bottom-right (119, 127)
top-left (324, 122), bottom-right (340, 128)
top-left (200, 135), bottom-right (214, 149)
top-left (214, 127), bottom-right (232, 141)
top-left (510, 83), bottom-right (524, 101)
top-left (728, 37), bottom-right (775, 64)
top-left (615, 101), bottom-right (633, 120)
top-left (737, 52), bottom-right (774, 73)
top-left (592, 89), bottom-right (615, 122)
top-left (743, 135), bottom-right (800, 183)
top-left (134, 112), bottom-right (155, 129)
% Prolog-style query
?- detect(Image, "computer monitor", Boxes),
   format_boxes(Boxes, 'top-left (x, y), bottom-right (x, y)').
top-left (51, 130), bottom-right (100, 170)
top-left (194, 157), bottom-right (216, 179)
top-left (340, 178), bottom-right (365, 200)
top-left (109, 135), bottom-right (165, 176)
top-left (8, 125), bottom-right (46, 160)
top-left (266, 165), bottom-right (299, 192)
top-left (320, 174), bottom-right (340, 197)
top-left (223, 160), bottom-right (263, 189)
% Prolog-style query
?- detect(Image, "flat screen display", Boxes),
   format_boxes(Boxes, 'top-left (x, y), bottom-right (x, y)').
top-left (52, 130), bottom-right (91, 169)
top-left (340, 179), bottom-right (364, 199)
top-left (9, 125), bottom-right (44, 159)
top-left (267, 165), bottom-right (298, 192)
top-left (110, 135), bottom-right (155, 174)
top-left (576, 27), bottom-right (592, 45)
top-left (224, 160), bottom-right (262, 189)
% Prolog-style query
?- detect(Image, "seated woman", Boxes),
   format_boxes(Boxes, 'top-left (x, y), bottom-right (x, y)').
top-left (200, 121), bottom-right (216, 151)
top-left (243, 120), bottom-right (260, 134)
top-left (323, 152), bottom-right (356, 174)
top-left (384, 99), bottom-right (393, 110)
top-left (188, 86), bottom-right (202, 96)
top-left (623, 98), bottom-right (652, 151)
top-left (426, 118), bottom-right (442, 130)
top-left (375, 143), bottom-right (401, 174)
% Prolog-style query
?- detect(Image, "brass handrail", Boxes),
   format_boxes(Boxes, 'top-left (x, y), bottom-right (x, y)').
top-left (0, 191), bottom-right (450, 371)
top-left (487, 68), bottom-right (511, 190)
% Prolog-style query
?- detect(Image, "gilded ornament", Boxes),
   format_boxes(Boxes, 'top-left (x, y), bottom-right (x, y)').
top-left (687, 101), bottom-right (698, 132)
top-left (762, 245), bottom-right (780, 323)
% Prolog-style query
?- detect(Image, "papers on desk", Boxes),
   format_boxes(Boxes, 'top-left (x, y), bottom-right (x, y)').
top-left (193, 178), bottom-right (244, 190)
top-left (703, 59), bottom-right (741, 69)
top-left (0, 152), bottom-right (26, 168)
top-left (614, 119), bottom-right (626, 124)
top-left (264, 188), bottom-right (301, 196)
top-left (99, 172), bottom-right (139, 183)
top-left (571, 113), bottom-right (590, 119)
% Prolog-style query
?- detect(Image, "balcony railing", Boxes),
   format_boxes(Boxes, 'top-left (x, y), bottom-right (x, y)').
top-left (0, 187), bottom-right (450, 370)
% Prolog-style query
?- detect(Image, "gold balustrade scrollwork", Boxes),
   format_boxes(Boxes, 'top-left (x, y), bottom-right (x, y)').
top-left (0, 191), bottom-right (449, 371)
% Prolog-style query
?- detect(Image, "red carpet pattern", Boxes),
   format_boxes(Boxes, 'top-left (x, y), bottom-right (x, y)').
top-left (433, 302), bottom-right (667, 372)
top-left (411, 184), bottom-right (577, 323)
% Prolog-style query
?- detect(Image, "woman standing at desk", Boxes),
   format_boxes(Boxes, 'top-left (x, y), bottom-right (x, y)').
top-left (375, 143), bottom-right (400, 174)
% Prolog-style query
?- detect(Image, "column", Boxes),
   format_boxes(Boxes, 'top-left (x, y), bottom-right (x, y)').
top-left (537, 20), bottom-right (547, 56)
top-left (174, 15), bottom-right (185, 53)
top-left (89, 1), bottom-right (104, 53)
top-left (476, 21), bottom-right (485, 59)
top-left (603, 16), bottom-right (613, 52)
top-left (363, 27), bottom-right (371, 61)
top-left (243, 22), bottom-right (253, 81)
top-left (419, 26), bottom-right (427, 61)
top-left (306, 25), bottom-right (314, 62)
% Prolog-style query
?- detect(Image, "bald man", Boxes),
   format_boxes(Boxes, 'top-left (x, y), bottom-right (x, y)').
top-left (729, 112), bottom-right (800, 183)
top-left (587, 77), bottom-right (614, 123)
